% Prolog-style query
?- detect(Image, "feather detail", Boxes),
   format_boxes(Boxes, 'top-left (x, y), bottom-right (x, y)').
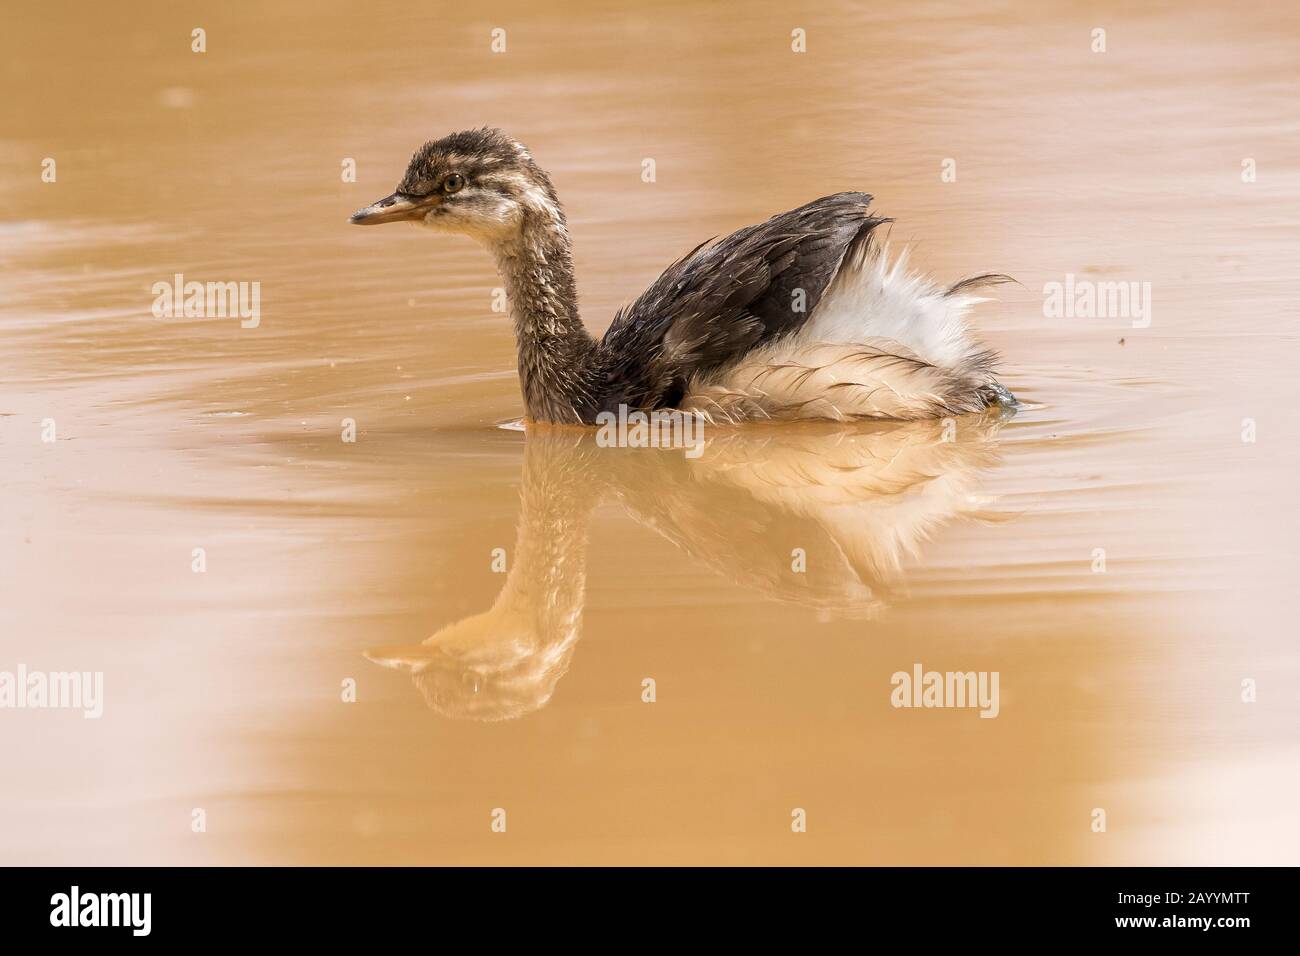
top-left (798, 241), bottom-right (995, 372)
top-left (596, 193), bottom-right (888, 413)
top-left (681, 240), bottom-right (1007, 422)
top-left (681, 340), bottom-right (996, 422)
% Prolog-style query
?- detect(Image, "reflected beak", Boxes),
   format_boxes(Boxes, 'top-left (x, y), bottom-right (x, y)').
top-left (364, 643), bottom-right (443, 671)
top-left (349, 192), bottom-right (431, 225)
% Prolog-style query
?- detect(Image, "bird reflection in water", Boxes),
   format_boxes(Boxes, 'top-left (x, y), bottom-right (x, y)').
top-left (365, 412), bottom-right (1009, 720)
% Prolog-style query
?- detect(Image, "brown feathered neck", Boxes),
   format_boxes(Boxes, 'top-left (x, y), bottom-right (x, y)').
top-left (490, 206), bottom-right (600, 424)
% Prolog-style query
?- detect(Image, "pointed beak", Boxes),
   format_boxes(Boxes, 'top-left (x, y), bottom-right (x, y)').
top-left (349, 192), bottom-right (429, 225)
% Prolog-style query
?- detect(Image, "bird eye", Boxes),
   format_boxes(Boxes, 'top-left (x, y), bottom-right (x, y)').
top-left (442, 173), bottom-right (466, 194)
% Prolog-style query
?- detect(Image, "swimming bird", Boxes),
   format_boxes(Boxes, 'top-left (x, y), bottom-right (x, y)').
top-left (350, 128), bottom-right (1014, 424)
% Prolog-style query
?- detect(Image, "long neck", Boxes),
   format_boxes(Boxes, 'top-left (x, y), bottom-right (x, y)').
top-left (493, 213), bottom-right (599, 423)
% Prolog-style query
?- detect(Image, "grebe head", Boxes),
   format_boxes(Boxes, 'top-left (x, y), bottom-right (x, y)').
top-left (349, 127), bottom-right (561, 244)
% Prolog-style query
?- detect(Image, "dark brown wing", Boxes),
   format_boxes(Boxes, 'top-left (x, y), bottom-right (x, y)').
top-left (595, 193), bottom-right (888, 413)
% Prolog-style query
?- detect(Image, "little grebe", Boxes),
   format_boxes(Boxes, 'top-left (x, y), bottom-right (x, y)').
top-left (351, 128), bottom-right (1014, 424)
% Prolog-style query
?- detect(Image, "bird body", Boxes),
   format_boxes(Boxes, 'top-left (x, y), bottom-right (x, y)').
top-left (351, 128), bottom-right (1013, 424)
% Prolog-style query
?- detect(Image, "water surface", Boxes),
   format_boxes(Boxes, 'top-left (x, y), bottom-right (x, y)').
top-left (1, 0), bottom-right (1298, 864)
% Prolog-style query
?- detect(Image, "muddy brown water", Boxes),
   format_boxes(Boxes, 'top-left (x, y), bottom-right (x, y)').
top-left (1, 1), bottom-right (1297, 863)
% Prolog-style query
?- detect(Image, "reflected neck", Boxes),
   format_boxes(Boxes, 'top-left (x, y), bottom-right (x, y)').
top-left (496, 436), bottom-right (598, 625)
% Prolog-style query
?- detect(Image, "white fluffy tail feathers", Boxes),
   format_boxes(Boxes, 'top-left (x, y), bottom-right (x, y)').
top-left (682, 240), bottom-right (1015, 423)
